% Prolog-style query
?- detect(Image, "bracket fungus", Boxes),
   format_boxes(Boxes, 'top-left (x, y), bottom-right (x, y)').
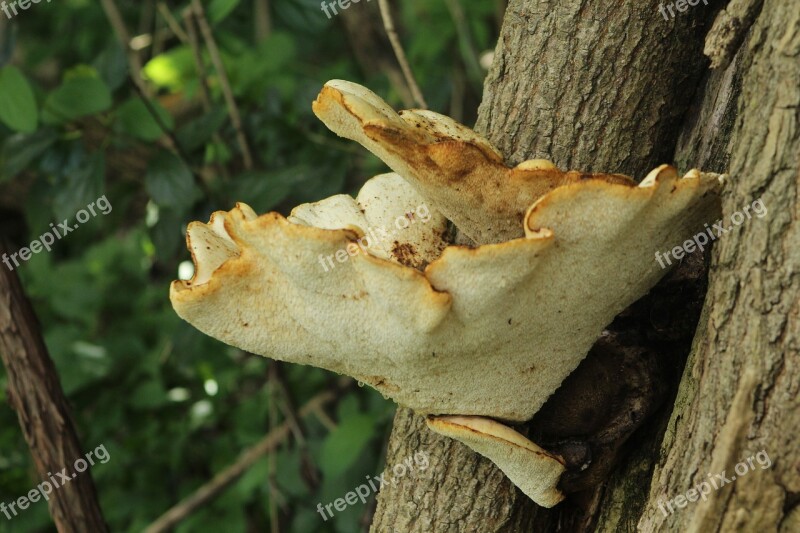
top-left (312, 80), bottom-right (636, 245)
top-left (170, 81), bottom-right (725, 508)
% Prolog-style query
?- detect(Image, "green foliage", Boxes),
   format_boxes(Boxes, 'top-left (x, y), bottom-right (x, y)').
top-left (115, 98), bottom-right (174, 142)
top-left (143, 46), bottom-right (196, 92)
top-left (42, 70), bottom-right (112, 123)
top-left (145, 150), bottom-right (201, 214)
top-left (0, 0), bottom-right (499, 531)
top-left (0, 66), bottom-right (37, 133)
top-left (209, 0), bottom-right (243, 24)
top-left (320, 413), bottom-right (377, 479)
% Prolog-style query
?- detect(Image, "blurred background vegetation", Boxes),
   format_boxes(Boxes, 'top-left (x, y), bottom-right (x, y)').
top-left (0, 0), bottom-right (501, 530)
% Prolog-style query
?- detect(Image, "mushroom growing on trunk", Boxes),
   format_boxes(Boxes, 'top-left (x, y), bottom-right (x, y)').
top-left (170, 81), bottom-right (724, 507)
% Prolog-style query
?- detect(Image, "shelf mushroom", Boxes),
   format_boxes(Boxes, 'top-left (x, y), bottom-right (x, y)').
top-left (170, 81), bottom-right (724, 508)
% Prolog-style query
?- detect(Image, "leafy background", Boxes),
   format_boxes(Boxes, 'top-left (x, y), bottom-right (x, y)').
top-left (0, 0), bottom-right (499, 531)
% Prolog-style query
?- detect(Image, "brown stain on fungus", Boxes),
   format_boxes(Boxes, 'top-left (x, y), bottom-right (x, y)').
top-left (391, 241), bottom-right (421, 269)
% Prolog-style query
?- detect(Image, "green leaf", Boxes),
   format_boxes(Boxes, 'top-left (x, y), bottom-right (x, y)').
top-left (337, 394), bottom-right (361, 420)
top-left (235, 456), bottom-right (268, 497)
top-left (46, 326), bottom-right (111, 394)
top-left (43, 75), bottom-right (112, 122)
top-left (130, 379), bottom-right (168, 409)
top-left (274, 0), bottom-right (330, 33)
top-left (0, 65), bottom-right (38, 133)
top-left (177, 503), bottom-right (246, 533)
top-left (227, 170), bottom-right (291, 212)
top-left (319, 414), bottom-right (376, 479)
top-left (0, 128), bottom-right (57, 180)
top-left (290, 509), bottom-right (324, 533)
top-left (53, 150), bottom-right (105, 222)
top-left (93, 41), bottom-right (128, 91)
top-left (273, 449), bottom-right (310, 497)
top-left (115, 98), bottom-right (174, 142)
top-left (209, 0), bottom-right (241, 24)
top-left (145, 150), bottom-right (201, 212)
top-left (175, 106), bottom-right (227, 151)
top-left (142, 47), bottom-right (195, 91)
top-left (229, 32), bottom-right (297, 98)
top-left (149, 207), bottom-right (183, 263)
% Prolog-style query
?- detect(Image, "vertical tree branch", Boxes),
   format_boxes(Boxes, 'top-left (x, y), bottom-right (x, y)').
top-left (267, 362), bottom-right (281, 533)
top-left (377, 0), bottom-right (427, 109)
top-left (443, 0), bottom-right (485, 89)
top-left (157, 2), bottom-right (188, 43)
top-left (0, 241), bottom-right (108, 533)
top-left (254, 0), bottom-right (271, 42)
top-left (182, 8), bottom-right (212, 112)
top-left (190, 0), bottom-right (254, 170)
top-left (339, 1), bottom-right (414, 108)
top-left (99, 0), bottom-right (147, 96)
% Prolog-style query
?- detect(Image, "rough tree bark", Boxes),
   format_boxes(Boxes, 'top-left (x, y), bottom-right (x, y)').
top-left (372, 0), bottom-right (797, 531)
top-left (638, 0), bottom-right (799, 530)
top-left (0, 241), bottom-right (108, 533)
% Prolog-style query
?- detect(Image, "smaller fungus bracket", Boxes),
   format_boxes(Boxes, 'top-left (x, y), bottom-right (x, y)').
top-left (313, 80), bottom-right (635, 245)
top-left (289, 172), bottom-right (451, 269)
top-left (426, 415), bottom-right (567, 507)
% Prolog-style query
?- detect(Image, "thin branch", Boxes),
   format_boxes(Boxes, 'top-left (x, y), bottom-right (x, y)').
top-left (157, 1), bottom-right (188, 43)
top-left (129, 79), bottom-right (175, 140)
top-left (443, 0), bottom-right (485, 89)
top-left (138, 0), bottom-right (156, 40)
top-left (254, 0), bottom-right (272, 42)
top-left (152, 15), bottom-right (167, 58)
top-left (182, 7), bottom-right (212, 111)
top-left (271, 365), bottom-right (306, 446)
top-left (182, 9), bottom-right (232, 182)
top-left (190, 0), bottom-right (255, 170)
top-left (271, 363), bottom-right (321, 490)
top-left (100, 0), bottom-right (147, 96)
top-left (337, 1), bottom-right (414, 107)
top-left (128, 78), bottom-right (211, 198)
top-left (267, 362), bottom-right (281, 533)
top-left (143, 379), bottom-right (351, 533)
top-left (311, 404), bottom-right (338, 432)
top-left (377, 0), bottom-right (428, 109)
top-left (449, 65), bottom-right (466, 122)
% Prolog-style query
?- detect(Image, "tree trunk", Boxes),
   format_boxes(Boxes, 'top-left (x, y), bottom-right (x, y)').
top-left (637, 0), bottom-right (800, 530)
top-left (372, 0), bottom-right (712, 530)
top-left (0, 241), bottom-right (108, 532)
top-left (372, 0), bottom-right (798, 531)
